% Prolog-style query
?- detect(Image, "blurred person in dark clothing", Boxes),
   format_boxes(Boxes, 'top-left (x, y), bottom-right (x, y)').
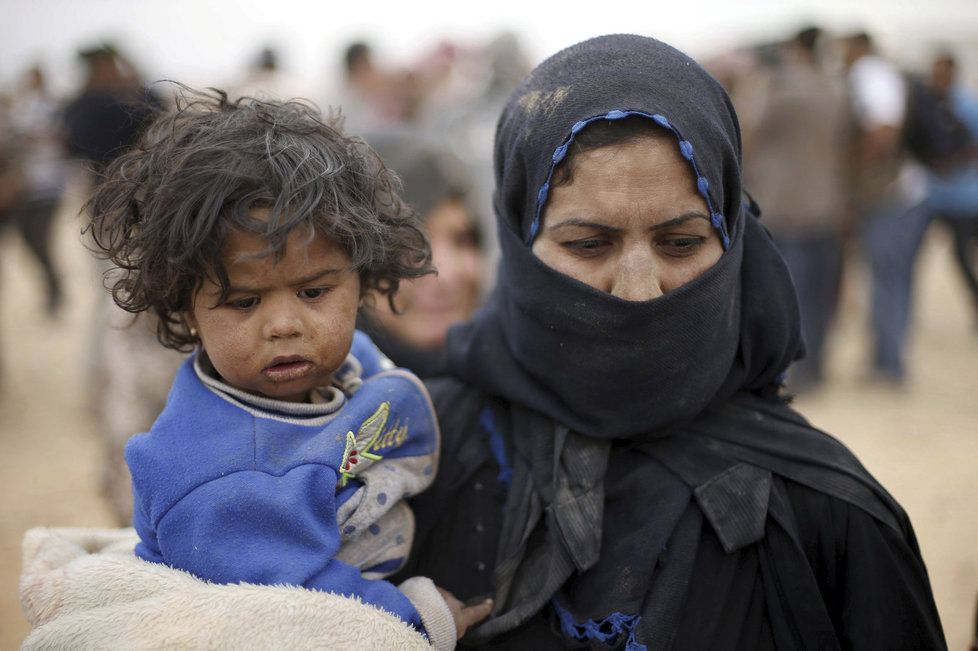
top-left (63, 43), bottom-right (163, 173)
top-left (64, 44), bottom-right (165, 485)
top-left (359, 130), bottom-right (484, 377)
top-left (0, 64), bottom-right (68, 316)
top-left (230, 45), bottom-right (306, 101)
top-left (417, 31), bottom-right (533, 281)
top-left (333, 40), bottom-right (410, 134)
top-left (843, 31), bottom-right (930, 385)
top-left (911, 51), bottom-right (978, 324)
top-left (740, 27), bottom-right (849, 392)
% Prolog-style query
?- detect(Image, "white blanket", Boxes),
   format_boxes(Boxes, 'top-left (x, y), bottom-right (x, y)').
top-left (20, 526), bottom-right (433, 650)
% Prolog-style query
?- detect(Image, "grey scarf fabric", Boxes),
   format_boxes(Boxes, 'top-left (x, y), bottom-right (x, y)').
top-left (469, 406), bottom-right (609, 643)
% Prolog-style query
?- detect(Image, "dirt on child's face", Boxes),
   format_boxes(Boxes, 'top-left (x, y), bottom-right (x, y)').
top-left (185, 224), bottom-right (360, 402)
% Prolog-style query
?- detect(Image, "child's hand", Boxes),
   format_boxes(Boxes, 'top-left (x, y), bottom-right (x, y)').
top-left (435, 586), bottom-right (493, 640)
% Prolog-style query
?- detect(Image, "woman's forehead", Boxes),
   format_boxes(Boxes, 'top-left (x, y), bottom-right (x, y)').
top-left (542, 137), bottom-right (713, 235)
top-left (526, 110), bottom-right (731, 250)
top-left (495, 35), bottom-right (742, 249)
top-left (555, 132), bottom-right (693, 190)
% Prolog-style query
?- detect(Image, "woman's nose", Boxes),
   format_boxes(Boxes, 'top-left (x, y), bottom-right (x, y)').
top-left (610, 247), bottom-right (663, 301)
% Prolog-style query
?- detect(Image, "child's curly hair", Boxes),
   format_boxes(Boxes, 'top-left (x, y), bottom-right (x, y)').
top-left (87, 87), bottom-right (433, 351)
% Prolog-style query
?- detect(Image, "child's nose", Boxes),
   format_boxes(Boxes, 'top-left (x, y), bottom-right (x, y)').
top-left (262, 303), bottom-right (303, 340)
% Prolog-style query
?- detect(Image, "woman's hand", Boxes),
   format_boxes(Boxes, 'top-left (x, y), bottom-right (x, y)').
top-left (435, 586), bottom-right (493, 639)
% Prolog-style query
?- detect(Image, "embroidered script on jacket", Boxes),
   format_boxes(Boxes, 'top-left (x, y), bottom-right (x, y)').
top-left (339, 401), bottom-right (411, 486)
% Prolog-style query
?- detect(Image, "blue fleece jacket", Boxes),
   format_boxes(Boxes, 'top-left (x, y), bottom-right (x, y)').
top-left (126, 332), bottom-right (439, 632)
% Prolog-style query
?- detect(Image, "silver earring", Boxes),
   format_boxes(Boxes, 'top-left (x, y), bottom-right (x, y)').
top-left (189, 327), bottom-right (198, 338)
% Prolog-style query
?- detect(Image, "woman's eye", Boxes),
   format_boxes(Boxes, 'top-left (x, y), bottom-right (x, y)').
top-left (299, 287), bottom-right (328, 300)
top-left (660, 236), bottom-right (705, 256)
top-left (229, 296), bottom-right (258, 310)
top-left (562, 238), bottom-right (609, 256)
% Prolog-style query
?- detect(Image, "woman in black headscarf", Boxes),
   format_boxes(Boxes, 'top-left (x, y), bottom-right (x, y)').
top-left (401, 34), bottom-right (945, 649)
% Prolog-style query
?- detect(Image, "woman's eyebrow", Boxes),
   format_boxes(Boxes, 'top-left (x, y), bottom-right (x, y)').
top-left (547, 218), bottom-right (624, 234)
top-left (546, 212), bottom-right (711, 233)
top-left (649, 212), bottom-right (713, 230)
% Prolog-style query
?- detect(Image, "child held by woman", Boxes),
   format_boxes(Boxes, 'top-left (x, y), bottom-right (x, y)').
top-left (87, 89), bottom-right (491, 650)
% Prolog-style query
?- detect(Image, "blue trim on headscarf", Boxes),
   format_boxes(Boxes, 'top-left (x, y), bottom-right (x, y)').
top-left (551, 598), bottom-right (648, 650)
top-left (480, 406), bottom-right (513, 487)
top-left (526, 110), bottom-right (731, 250)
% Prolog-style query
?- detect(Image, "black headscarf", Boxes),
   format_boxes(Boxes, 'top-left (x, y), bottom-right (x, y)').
top-left (445, 34), bottom-right (802, 438)
top-left (439, 34), bottom-right (805, 641)
top-left (432, 35), bottom-right (937, 646)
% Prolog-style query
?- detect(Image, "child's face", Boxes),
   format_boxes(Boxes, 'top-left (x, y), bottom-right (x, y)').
top-left (185, 224), bottom-right (361, 403)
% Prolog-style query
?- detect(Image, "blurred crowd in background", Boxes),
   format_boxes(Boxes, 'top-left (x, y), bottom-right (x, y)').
top-left (0, 25), bottom-right (976, 528)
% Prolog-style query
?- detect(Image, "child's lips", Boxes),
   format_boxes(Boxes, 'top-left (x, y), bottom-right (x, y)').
top-left (262, 356), bottom-right (313, 382)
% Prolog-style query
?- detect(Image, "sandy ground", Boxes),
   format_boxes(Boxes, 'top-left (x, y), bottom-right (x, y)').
top-left (1, 185), bottom-right (976, 649)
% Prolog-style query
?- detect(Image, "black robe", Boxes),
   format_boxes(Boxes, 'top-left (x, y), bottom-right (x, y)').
top-left (401, 380), bottom-right (945, 649)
